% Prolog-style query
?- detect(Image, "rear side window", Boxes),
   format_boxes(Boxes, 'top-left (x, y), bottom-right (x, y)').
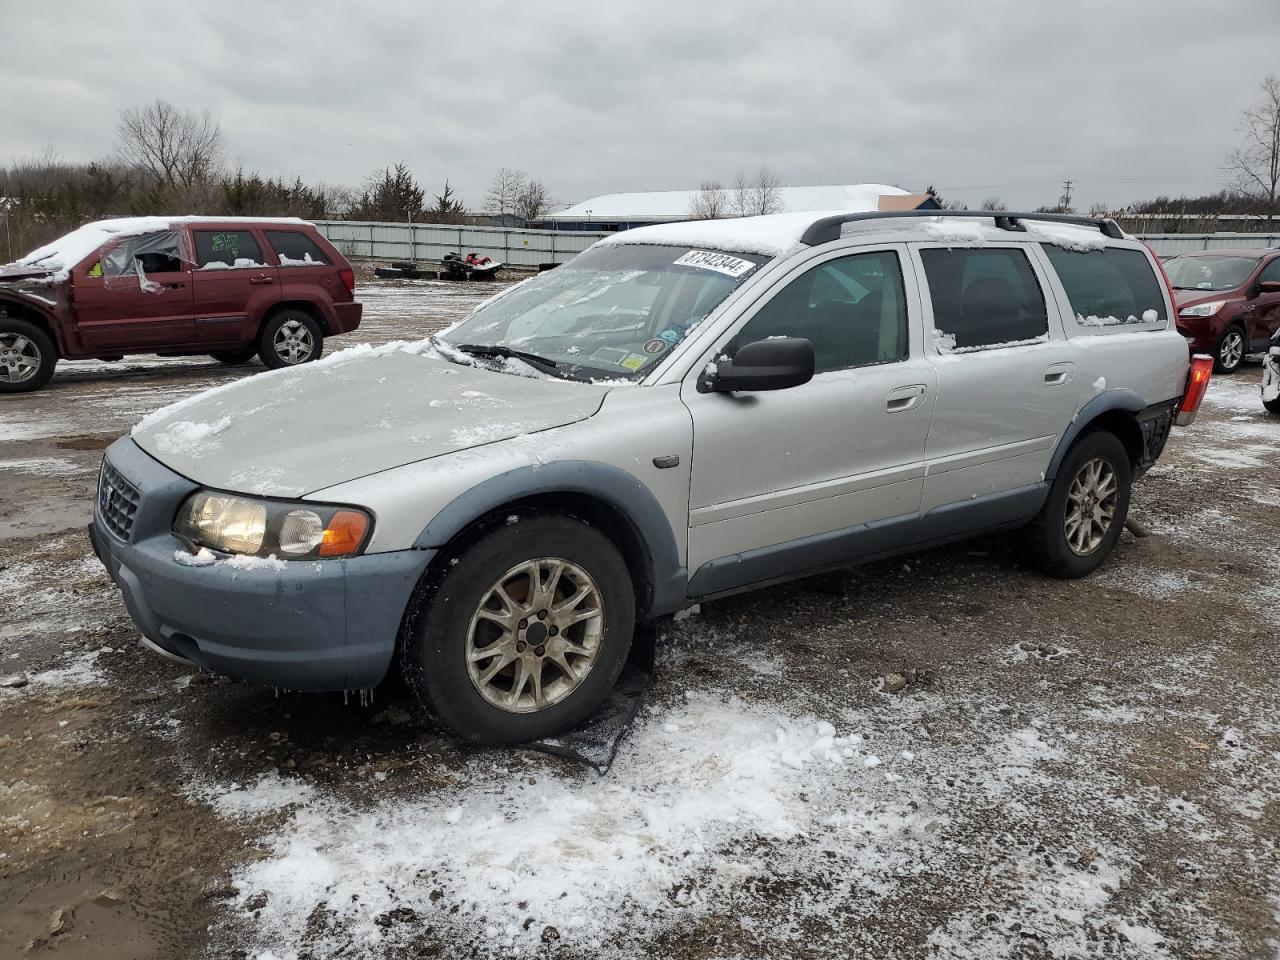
top-left (266, 230), bottom-right (330, 266)
top-left (194, 230), bottom-right (265, 269)
top-left (1043, 246), bottom-right (1166, 327)
top-left (920, 248), bottom-right (1048, 352)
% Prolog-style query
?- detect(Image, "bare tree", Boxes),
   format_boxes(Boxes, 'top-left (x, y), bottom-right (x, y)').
top-left (1087, 202), bottom-right (1111, 218)
top-left (115, 100), bottom-right (224, 191)
top-left (979, 196), bottom-right (1007, 212)
top-left (1225, 74), bottom-right (1280, 221)
top-left (688, 180), bottom-right (728, 219)
top-left (730, 168), bottom-right (783, 217)
top-left (485, 167), bottom-right (527, 221)
top-left (514, 178), bottom-right (554, 222)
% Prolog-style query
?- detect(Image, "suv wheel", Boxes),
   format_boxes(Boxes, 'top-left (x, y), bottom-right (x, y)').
top-left (209, 346), bottom-right (258, 365)
top-left (259, 310), bottom-right (324, 369)
top-left (402, 514), bottom-right (635, 743)
top-left (1214, 324), bottom-right (1246, 373)
top-left (1018, 431), bottom-right (1132, 578)
top-left (0, 318), bottom-right (57, 393)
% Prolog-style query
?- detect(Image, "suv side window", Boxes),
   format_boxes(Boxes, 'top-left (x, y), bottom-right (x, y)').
top-left (1258, 258), bottom-right (1280, 284)
top-left (100, 231), bottom-right (184, 278)
top-left (266, 230), bottom-right (330, 266)
top-left (194, 230), bottom-right (265, 269)
top-left (920, 247), bottom-right (1048, 351)
top-left (729, 251), bottom-right (908, 373)
top-left (1043, 246), bottom-right (1167, 325)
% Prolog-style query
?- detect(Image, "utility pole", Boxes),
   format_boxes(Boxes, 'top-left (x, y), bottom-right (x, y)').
top-left (1058, 179), bottom-right (1074, 213)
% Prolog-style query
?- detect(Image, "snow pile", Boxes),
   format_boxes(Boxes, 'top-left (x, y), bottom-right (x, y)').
top-left (199, 259), bottom-right (266, 270)
top-left (173, 547), bottom-right (217, 567)
top-left (211, 692), bottom-right (918, 955)
top-left (1023, 219), bottom-right (1110, 252)
top-left (932, 329), bottom-right (957, 354)
top-left (598, 211), bottom-right (841, 258)
top-left (919, 218), bottom-right (990, 247)
top-left (1078, 308), bottom-right (1162, 327)
top-left (151, 416), bottom-right (232, 457)
top-left (279, 253), bottom-right (325, 267)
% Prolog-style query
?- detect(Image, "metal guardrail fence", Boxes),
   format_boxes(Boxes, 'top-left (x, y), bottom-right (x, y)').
top-left (314, 219), bottom-right (1279, 263)
top-left (313, 220), bottom-right (610, 267)
top-left (1134, 232), bottom-right (1280, 255)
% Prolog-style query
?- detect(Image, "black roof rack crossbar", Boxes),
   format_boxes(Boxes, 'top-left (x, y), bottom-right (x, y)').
top-left (799, 209), bottom-right (1126, 246)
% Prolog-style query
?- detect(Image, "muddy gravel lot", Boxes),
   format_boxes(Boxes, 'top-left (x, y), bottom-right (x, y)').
top-left (2, 278), bottom-right (1278, 960)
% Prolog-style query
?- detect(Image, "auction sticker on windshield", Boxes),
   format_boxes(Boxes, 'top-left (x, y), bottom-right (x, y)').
top-left (673, 250), bottom-right (757, 278)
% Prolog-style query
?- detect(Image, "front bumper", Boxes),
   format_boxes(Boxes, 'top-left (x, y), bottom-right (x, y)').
top-left (89, 437), bottom-right (430, 690)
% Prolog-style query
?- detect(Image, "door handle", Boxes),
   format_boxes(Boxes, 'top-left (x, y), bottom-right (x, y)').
top-left (1044, 362), bottom-right (1074, 385)
top-left (162, 282), bottom-right (185, 289)
top-left (250, 277), bottom-right (275, 285)
top-left (885, 384), bottom-right (927, 413)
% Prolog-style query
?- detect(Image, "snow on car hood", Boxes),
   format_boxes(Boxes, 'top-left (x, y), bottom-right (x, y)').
top-left (130, 342), bottom-right (610, 497)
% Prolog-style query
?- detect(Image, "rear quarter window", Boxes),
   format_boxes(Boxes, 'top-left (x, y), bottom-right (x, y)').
top-left (266, 230), bottom-right (331, 267)
top-left (1042, 246), bottom-right (1167, 335)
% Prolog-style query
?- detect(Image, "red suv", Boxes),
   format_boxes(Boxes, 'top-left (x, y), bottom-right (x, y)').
top-left (0, 217), bottom-right (361, 392)
top-left (1165, 248), bottom-right (1280, 373)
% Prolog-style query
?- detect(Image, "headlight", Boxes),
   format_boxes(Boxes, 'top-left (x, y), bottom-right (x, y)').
top-left (1179, 301), bottom-right (1226, 318)
top-left (175, 492), bottom-right (371, 559)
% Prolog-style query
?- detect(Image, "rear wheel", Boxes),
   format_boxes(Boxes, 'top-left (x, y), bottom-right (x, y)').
top-left (0, 318), bottom-right (56, 393)
top-left (209, 346), bottom-right (258, 365)
top-left (1213, 324), bottom-right (1246, 373)
top-left (401, 514), bottom-right (635, 743)
top-left (1017, 431), bottom-right (1132, 578)
top-left (258, 310), bottom-right (323, 369)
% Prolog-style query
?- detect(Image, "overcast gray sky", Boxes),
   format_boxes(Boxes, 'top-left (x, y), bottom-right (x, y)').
top-left (4, 0), bottom-right (1277, 213)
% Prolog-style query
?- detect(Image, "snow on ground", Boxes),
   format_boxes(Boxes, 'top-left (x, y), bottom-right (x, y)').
top-left (188, 609), bottom-right (1279, 959)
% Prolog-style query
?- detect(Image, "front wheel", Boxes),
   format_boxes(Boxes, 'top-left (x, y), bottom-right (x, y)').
top-left (1017, 431), bottom-right (1133, 578)
top-left (258, 310), bottom-right (324, 369)
top-left (1213, 324), bottom-right (1246, 373)
top-left (401, 514), bottom-right (635, 743)
top-left (0, 318), bottom-right (57, 393)
top-left (1263, 352), bottom-right (1280, 414)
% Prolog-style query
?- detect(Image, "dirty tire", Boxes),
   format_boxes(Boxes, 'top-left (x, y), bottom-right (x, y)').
top-left (209, 346), bottom-right (258, 365)
top-left (1213, 324), bottom-right (1246, 373)
top-left (402, 514), bottom-right (635, 744)
top-left (258, 310), bottom-right (324, 369)
top-left (1017, 430), bottom-right (1132, 579)
top-left (0, 317), bottom-right (57, 393)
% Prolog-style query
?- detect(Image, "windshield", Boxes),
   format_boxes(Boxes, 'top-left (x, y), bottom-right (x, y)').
top-left (442, 244), bottom-right (768, 380)
top-left (1163, 255), bottom-right (1257, 292)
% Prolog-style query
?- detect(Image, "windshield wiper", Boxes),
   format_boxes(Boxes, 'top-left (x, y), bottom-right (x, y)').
top-left (450, 342), bottom-right (560, 371)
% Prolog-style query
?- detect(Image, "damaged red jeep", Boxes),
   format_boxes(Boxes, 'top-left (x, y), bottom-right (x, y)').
top-left (0, 217), bottom-right (362, 392)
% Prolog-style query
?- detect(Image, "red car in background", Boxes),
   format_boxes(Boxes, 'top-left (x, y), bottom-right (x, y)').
top-left (1166, 247), bottom-right (1280, 373)
top-left (0, 217), bottom-right (361, 392)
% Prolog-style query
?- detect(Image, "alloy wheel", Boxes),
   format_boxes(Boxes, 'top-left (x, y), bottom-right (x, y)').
top-left (1220, 329), bottom-right (1244, 370)
top-left (0, 332), bottom-right (42, 384)
top-left (273, 320), bottom-right (315, 364)
top-left (1064, 456), bottom-right (1118, 556)
top-left (465, 557), bottom-right (605, 714)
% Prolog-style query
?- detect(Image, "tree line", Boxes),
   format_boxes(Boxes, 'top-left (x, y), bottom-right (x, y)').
top-left (0, 100), bottom-right (556, 261)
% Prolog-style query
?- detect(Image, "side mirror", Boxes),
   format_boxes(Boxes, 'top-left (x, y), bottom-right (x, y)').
top-left (1259, 280), bottom-right (1280, 294)
top-left (705, 337), bottom-right (815, 392)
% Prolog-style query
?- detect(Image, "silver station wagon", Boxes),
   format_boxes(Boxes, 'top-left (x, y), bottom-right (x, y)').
top-left (89, 210), bottom-right (1212, 742)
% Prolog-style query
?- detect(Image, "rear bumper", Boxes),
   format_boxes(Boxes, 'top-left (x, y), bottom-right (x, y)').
top-left (89, 437), bottom-right (430, 690)
top-left (330, 301), bottom-right (362, 334)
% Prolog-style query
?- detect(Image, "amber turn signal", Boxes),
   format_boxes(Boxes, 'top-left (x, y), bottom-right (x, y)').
top-left (319, 510), bottom-right (370, 556)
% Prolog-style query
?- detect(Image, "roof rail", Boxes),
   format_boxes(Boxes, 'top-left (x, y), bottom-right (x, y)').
top-left (799, 209), bottom-right (1126, 246)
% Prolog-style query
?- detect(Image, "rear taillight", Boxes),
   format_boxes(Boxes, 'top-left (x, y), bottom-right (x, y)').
top-left (338, 268), bottom-right (356, 294)
top-left (1175, 354), bottom-right (1213, 426)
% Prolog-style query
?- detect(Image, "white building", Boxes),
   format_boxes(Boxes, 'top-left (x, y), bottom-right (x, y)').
top-left (534, 183), bottom-right (937, 232)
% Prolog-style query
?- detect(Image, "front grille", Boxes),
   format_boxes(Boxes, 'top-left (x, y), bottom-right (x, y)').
top-left (98, 458), bottom-right (141, 541)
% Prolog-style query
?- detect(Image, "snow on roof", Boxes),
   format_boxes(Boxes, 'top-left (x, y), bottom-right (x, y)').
top-left (14, 215), bottom-right (310, 279)
top-left (596, 211), bottom-right (850, 257)
top-left (600, 212), bottom-right (1123, 259)
top-left (549, 183), bottom-right (915, 222)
